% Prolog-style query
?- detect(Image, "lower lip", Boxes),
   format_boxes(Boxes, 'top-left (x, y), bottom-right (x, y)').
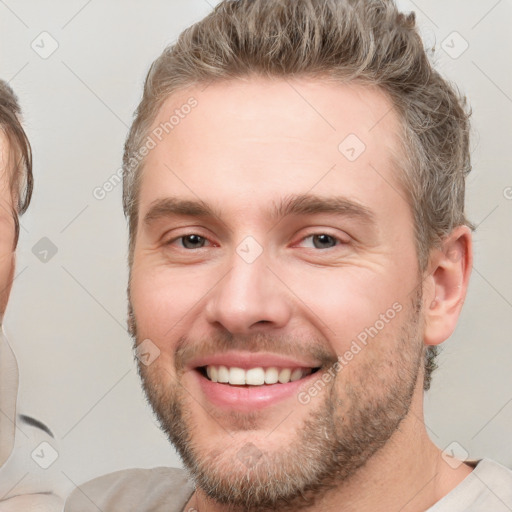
top-left (194, 369), bottom-right (320, 411)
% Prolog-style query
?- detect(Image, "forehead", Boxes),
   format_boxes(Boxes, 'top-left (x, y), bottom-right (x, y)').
top-left (0, 131), bottom-right (14, 223)
top-left (0, 130), bottom-right (8, 162)
top-left (139, 77), bottom-right (407, 223)
top-left (0, 130), bottom-right (10, 184)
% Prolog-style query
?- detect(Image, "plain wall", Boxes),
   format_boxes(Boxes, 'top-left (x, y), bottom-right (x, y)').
top-left (1, 0), bottom-right (511, 493)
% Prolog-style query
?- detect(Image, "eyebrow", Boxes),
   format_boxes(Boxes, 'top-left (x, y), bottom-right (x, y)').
top-left (143, 194), bottom-right (375, 227)
top-left (271, 194), bottom-right (375, 224)
top-left (144, 198), bottom-right (221, 225)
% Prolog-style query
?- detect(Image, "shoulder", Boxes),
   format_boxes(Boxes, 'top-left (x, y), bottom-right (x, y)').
top-left (0, 412), bottom-right (64, 511)
top-left (429, 459), bottom-right (512, 512)
top-left (64, 467), bottom-right (194, 512)
top-left (473, 459), bottom-right (512, 494)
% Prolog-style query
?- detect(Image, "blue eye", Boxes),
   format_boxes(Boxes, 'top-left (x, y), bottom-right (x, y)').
top-left (180, 234), bottom-right (207, 249)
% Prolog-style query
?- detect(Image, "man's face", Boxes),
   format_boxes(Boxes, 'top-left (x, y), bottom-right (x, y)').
top-left (0, 132), bottom-right (16, 318)
top-left (130, 79), bottom-right (426, 508)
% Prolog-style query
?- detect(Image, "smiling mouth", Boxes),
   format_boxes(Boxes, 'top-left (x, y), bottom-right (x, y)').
top-left (197, 365), bottom-right (321, 386)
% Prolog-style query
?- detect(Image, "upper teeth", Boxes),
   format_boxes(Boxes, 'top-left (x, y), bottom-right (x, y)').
top-left (205, 366), bottom-right (311, 386)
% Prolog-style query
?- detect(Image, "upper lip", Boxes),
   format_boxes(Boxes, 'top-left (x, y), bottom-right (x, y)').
top-left (188, 351), bottom-right (322, 371)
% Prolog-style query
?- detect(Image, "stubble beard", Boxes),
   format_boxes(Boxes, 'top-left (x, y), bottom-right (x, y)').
top-left (134, 291), bottom-right (424, 511)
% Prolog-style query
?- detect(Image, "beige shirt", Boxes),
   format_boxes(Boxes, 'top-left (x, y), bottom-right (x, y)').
top-left (64, 459), bottom-right (512, 511)
top-left (65, 467), bottom-right (194, 512)
top-left (0, 330), bottom-right (64, 511)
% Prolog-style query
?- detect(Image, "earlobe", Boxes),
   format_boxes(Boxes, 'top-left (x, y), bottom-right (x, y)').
top-left (423, 226), bottom-right (473, 347)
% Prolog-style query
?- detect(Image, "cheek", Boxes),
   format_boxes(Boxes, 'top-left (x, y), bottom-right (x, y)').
top-left (286, 265), bottom-right (405, 350)
top-left (0, 216), bottom-right (15, 314)
top-left (130, 263), bottom-right (212, 341)
top-left (0, 250), bottom-right (14, 315)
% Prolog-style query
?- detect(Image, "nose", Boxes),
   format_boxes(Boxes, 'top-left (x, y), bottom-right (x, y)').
top-left (205, 252), bottom-right (292, 335)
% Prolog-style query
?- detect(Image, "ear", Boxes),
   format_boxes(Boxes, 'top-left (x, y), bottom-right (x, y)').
top-left (423, 226), bottom-right (473, 347)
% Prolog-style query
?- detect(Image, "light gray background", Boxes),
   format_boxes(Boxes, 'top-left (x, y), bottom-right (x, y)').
top-left (1, 0), bottom-right (511, 494)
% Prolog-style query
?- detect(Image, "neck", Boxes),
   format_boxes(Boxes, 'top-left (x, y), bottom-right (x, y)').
top-left (185, 380), bottom-right (473, 512)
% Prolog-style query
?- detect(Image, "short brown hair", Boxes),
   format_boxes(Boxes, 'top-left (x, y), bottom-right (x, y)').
top-left (123, 0), bottom-right (473, 389)
top-left (0, 80), bottom-right (33, 246)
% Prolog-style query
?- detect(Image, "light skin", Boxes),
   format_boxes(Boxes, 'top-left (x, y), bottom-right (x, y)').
top-left (130, 78), bottom-right (473, 511)
top-left (0, 131), bottom-right (18, 467)
top-left (0, 132), bottom-right (16, 318)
